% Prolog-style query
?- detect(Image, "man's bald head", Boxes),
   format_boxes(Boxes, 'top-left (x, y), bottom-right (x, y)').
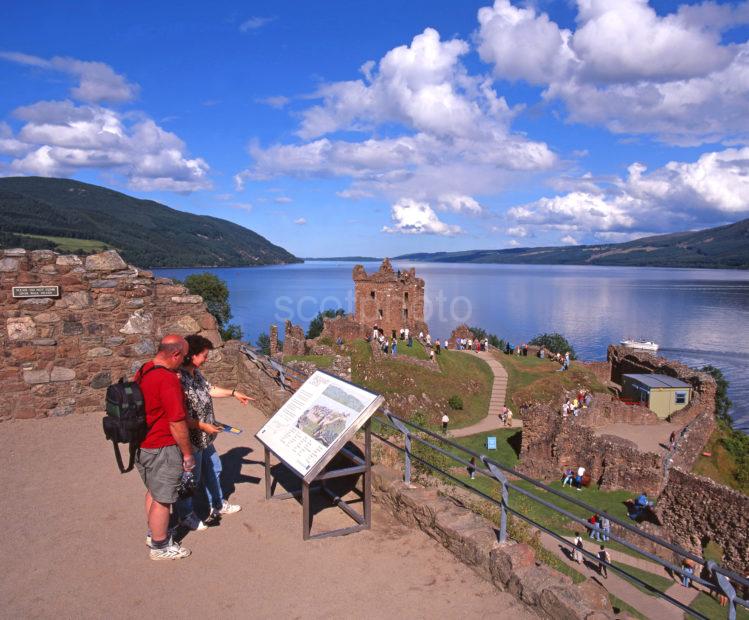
top-left (156, 334), bottom-right (188, 369)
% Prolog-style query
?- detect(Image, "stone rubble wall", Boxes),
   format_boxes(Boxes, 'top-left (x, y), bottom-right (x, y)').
top-left (518, 406), bottom-right (664, 494)
top-left (580, 361), bottom-right (611, 387)
top-left (655, 468), bottom-right (749, 575)
top-left (576, 395), bottom-right (660, 427)
top-left (372, 464), bottom-right (614, 620)
top-left (1, 249), bottom-right (221, 420)
top-left (320, 314), bottom-right (370, 342)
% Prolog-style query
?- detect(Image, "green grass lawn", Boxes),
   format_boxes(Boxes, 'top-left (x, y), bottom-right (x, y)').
top-left (688, 592), bottom-right (749, 620)
top-left (494, 352), bottom-right (609, 415)
top-left (283, 354), bottom-right (334, 368)
top-left (454, 429), bottom-right (521, 468)
top-left (350, 341), bottom-right (493, 428)
top-left (393, 339), bottom-right (429, 360)
top-left (21, 234), bottom-right (111, 252)
top-left (610, 595), bottom-right (647, 620)
top-left (611, 560), bottom-right (674, 597)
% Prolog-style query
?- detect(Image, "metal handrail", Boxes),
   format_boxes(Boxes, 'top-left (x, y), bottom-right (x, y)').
top-left (370, 412), bottom-right (748, 620)
top-left (239, 345), bottom-right (747, 619)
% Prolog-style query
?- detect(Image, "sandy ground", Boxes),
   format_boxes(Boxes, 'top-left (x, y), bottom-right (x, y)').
top-left (593, 421), bottom-right (682, 454)
top-left (0, 398), bottom-right (537, 619)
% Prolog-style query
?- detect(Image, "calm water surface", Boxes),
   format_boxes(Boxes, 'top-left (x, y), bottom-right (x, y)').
top-left (155, 262), bottom-right (749, 432)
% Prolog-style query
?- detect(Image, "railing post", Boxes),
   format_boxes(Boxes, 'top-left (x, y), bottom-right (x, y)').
top-left (388, 414), bottom-right (413, 486)
top-left (708, 561), bottom-right (737, 620)
top-left (484, 459), bottom-right (509, 543)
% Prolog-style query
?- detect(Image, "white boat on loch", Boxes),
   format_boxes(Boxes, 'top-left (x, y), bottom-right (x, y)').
top-left (620, 339), bottom-right (659, 352)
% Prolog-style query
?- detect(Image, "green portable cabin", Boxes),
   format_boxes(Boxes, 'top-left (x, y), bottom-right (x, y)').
top-left (621, 374), bottom-right (692, 419)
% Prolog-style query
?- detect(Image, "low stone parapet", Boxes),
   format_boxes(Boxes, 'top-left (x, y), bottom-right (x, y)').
top-left (371, 464), bottom-right (614, 619)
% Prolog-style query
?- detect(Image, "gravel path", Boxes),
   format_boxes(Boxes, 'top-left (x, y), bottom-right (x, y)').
top-left (0, 399), bottom-right (538, 619)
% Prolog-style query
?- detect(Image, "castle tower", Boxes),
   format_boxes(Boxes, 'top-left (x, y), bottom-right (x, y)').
top-left (353, 258), bottom-right (428, 338)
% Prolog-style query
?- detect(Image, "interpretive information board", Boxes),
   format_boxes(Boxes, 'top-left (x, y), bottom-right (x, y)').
top-left (256, 370), bottom-right (383, 483)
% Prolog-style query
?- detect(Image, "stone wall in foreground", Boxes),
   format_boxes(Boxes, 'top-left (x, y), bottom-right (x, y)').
top-left (656, 468), bottom-right (749, 575)
top-left (0, 249), bottom-right (220, 420)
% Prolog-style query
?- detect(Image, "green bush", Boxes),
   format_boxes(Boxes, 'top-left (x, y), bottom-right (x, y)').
top-left (256, 332), bottom-right (271, 356)
top-left (529, 332), bottom-right (576, 359)
top-left (184, 272), bottom-right (231, 331)
top-left (221, 324), bottom-right (243, 341)
top-left (468, 325), bottom-right (504, 349)
top-left (701, 365), bottom-right (733, 424)
top-left (448, 395), bottom-right (464, 410)
top-left (306, 308), bottom-right (346, 339)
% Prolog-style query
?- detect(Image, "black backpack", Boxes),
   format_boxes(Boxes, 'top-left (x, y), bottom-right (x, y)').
top-left (103, 365), bottom-right (166, 473)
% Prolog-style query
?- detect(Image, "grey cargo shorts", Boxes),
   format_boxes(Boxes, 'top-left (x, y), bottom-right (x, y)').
top-left (135, 444), bottom-right (183, 504)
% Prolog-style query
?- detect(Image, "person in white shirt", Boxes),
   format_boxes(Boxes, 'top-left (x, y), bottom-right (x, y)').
top-left (441, 413), bottom-right (449, 433)
top-left (576, 466), bottom-right (586, 491)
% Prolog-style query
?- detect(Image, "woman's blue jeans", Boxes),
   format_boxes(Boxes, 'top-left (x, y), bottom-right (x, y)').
top-left (201, 444), bottom-right (225, 510)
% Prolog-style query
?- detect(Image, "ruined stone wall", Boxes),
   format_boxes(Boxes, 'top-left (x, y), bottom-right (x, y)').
top-left (353, 259), bottom-right (427, 337)
top-left (1, 249), bottom-right (221, 420)
top-left (518, 404), bottom-right (664, 494)
top-left (577, 394), bottom-right (660, 427)
top-left (320, 314), bottom-right (370, 342)
top-left (281, 320), bottom-right (306, 356)
top-left (449, 324), bottom-right (475, 343)
top-left (656, 468), bottom-right (749, 574)
top-left (668, 407), bottom-right (717, 473)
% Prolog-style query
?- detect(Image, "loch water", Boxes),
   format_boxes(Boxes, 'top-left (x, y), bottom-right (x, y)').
top-left (155, 261), bottom-right (749, 432)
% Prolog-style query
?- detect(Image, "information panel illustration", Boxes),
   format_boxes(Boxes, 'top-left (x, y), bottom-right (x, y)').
top-left (256, 371), bottom-right (383, 482)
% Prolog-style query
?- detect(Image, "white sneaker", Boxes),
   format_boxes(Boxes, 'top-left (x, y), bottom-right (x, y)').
top-left (218, 500), bottom-right (241, 515)
top-left (179, 512), bottom-right (208, 531)
top-left (149, 540), bottom-right (191, 561)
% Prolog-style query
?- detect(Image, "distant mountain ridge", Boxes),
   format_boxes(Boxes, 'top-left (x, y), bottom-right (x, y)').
top-left (0, 176), bottom-right (300, 268)
top-left (394, 219), bottom-right (749, 270)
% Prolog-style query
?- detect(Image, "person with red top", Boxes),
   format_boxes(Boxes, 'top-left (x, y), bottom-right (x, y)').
top-left (134, 334), bottom-right (194, 561)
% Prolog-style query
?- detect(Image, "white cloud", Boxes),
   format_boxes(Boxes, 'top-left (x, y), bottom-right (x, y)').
top-left (239, 16), bottom-right (275, 32)
top-left (560, 235), bottom-right (579, 245)
top-left (0, 52), bottom-right (139, 103)
top-left (506, 226), bottom-right (528, 237)
top-left (237, 28), bottom-right (555, 218)
top-left (294, 217), bottom-right (307, 225)
top-left (257, 95), bottom-right (290, 109)
top-left (274, 195), bottom-right (293, 204)
top-left (229, 202), bottom-right (253, 212)
top-left (0, 100), bottom-right (210, 192)
top-left (382, 198), bottom-right (462, 236)
top-left (476, 0), bottom-right (749, 144)
top-left (437, 193), bottom-right (483, 214)
top-left (507, 147), bottom-right (749, 239)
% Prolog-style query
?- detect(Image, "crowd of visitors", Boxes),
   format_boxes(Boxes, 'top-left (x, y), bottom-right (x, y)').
top-left (134, 333), bottom-right (254, 561)
top-left (561, 390), bottom-right (593, 418)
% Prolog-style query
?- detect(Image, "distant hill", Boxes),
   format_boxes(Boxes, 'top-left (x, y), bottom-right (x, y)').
top-left (304, 256), bottom-right (382, 262)
top-left (394, 219), bottom-right (749, 269)
top-left (0, 177), bottom-right (300, 268)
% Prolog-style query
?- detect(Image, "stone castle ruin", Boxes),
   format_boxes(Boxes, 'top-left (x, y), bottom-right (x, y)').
top-left (352, 258), bottom-right (427, 338)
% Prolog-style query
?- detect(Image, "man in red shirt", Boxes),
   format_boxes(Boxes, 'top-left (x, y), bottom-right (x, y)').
top-left (135, 334), bottom-right (194, 560)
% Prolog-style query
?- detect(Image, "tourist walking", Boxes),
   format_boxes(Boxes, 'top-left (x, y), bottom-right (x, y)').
top-left (681, 559), bottom-right (695, 588)
top-left (600, 516), bottom-right (611, 541)
top-left (505, 407), bottom-right (513, 427)
top-left (573, 534), bottom-right (584, 564)
top-left (468, 456), bottom-right (476, 480)
top-left (391, 338), bottom-right (398, 358)
top-left (442, 413), bottom-right (449, 434)
top-left (435, 339), bottom-right (441, 355)
top-left (588, 513), bottom-right (601, 541)
top-left (598, 546), bottom-right (610, 578)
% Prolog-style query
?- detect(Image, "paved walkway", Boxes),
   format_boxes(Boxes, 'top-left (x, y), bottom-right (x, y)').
top-left (593, 421), bottom-right (682, 455)
top-left (539, 532), bottom-right (702, 619)
top-left (452, 350), bottom-right (522, 437)
top-left (0, 400), bottom-right (538, 619)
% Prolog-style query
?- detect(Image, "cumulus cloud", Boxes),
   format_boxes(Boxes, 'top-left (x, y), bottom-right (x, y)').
top-left (0, 52), bottom-right (139, 103)
top-left (476, 0), bottom-right (749, 144)
top-left (507, 147), bottom-right (749, 240)
top-left (294, 217), bottom-right (307, 225)
top-left (382, 198), bottom-right (462, 236)
top-left (506, 225), bottom-right (528, 237)
top-left (560, 235), bottom-right (579, 245)
top-left (0, 100), bottom-right (210, 192)
top-left (236, 28), bottom-right (555, 215)
top-left (274, 195), bottom-right (293, 204)
top-left (229, 202), bottom-right (253, 212)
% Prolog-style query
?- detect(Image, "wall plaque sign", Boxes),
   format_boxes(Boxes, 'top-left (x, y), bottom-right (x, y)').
top-left (12, 286), bottom-right (60, 298)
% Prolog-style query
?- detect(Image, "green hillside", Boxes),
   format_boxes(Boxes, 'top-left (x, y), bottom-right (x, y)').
top-left (395, 218), bottom-right (749, 269)
top-left (0, 177), bottom-right (300, 268)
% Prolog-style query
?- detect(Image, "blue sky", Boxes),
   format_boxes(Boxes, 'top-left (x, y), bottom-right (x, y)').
top-left (1, 0), bottom-right (749, 258)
